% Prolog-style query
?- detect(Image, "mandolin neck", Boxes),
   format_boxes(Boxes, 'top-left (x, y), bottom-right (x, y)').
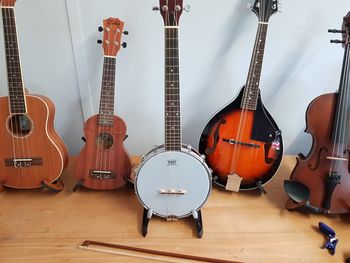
top-left (241, 23), bottom-right (269, 111)
top-left (1, 5), bottom-right (26, 114)
top-left (98, 56), bottom-right (116, 126)
top-left (164, 27), bottom-right (181, 151)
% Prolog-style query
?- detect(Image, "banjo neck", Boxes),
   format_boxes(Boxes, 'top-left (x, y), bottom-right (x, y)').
top-left (161, 0), bottom-right (183, 152)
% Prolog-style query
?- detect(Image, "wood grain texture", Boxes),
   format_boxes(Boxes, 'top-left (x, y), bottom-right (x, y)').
top-left (0, 95), bottom-right (69, 188)
top-left (74, 115), bottom-right (131, 190)
top-left (0, 156), bottom-right (349, 262)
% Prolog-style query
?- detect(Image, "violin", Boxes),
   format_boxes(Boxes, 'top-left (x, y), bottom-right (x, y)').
top-left (285, 12), bottom-right (350, 214)
top-left (199, 0), bottom-right (283, 191)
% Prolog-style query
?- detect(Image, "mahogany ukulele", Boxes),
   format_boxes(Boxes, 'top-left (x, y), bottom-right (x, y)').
top-left (74, 18), bottom-right (132, 190)
top-left (0, 0), bottom-right (69, 191)
top-left (199, 0), bottom-right (283, 192)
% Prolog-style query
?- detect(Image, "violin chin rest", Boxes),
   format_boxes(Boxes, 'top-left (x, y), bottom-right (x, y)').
top-left (284, 180), bottom-right (310, 203)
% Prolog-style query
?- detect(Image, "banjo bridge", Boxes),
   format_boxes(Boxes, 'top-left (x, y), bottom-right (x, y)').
top-left (159, 189), bottom-right (187, 195)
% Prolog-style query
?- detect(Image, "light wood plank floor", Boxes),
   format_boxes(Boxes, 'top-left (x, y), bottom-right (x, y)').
top-left (0, 156), bottom-right (349, 262)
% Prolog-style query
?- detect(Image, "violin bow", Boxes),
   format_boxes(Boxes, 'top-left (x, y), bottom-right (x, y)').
top-left (78, 240), bottom-right (240, 263)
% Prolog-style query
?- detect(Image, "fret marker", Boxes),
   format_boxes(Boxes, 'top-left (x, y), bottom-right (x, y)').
top-left (176, 113), bottom-right (179, 116)
top-left (107, 83), bottom-right (110, 86)
top-left (170, 69), bottom-right (174, 72)
top-left (171, 84), bottom-right (174, 87)
top-left (166, 113), bottom-right (169, 116)
top-left (171, 103), bottom-right (174, 106)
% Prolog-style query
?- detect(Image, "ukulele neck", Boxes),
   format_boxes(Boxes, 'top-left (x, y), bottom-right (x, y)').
top-left (98, 56), bottom-right (116, 126)
top-left (1, 5), bottom-right (26, 114)
top-left (241, 23), bottom-right (269, 111)
top-left (164, 26), bottom-right (181, 151)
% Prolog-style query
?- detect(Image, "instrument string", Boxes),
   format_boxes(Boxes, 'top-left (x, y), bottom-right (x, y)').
top-left (165, 0), bottom-right (170, 216)
top-left (2, 8), bottom-right (16, 168)
top-left (330, 39), bottom-right (350, 176)
top-left (4, 8), bottom-right (24, 176)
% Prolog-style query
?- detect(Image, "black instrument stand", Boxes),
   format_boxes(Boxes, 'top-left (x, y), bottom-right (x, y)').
top-left (73, 180), bottom-right (84, 192)
top-left (142, 208), bottom-right (204, 238)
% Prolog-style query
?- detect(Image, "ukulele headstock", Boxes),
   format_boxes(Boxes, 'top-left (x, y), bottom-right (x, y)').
top-left (98, 18), bottom-right (125, 57)
top-left (249, 0), bottom-right (280, 23)
top-left (156, 0), bottom-right (184, 26)
top-left (0, 0), bottom-right (16, 7)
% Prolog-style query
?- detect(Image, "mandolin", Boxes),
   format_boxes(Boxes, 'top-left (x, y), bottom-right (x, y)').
top-left (199, 0), bottom-right (283, 191)
top-left (134, 0), bottom-right (211, 235)
top-left (0, 0), bottom-right (69, 191)
top-left (74, 18), bottom-right (132, 190)
top-left (285, 12), bottom-right (350, 214)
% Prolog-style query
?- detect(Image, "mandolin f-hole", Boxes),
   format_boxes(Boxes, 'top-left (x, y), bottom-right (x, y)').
top-left (205, 119), bottom-right (226, 155)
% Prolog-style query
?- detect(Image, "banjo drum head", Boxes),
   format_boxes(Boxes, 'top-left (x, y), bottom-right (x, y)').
top-left (135, 149), bottom-right (211, 218)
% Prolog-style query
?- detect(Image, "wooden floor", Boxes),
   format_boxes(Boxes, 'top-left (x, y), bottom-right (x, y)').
top-left (0, 156), bottom-right (350, 263)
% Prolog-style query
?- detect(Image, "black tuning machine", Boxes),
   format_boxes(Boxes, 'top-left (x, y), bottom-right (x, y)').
top-left (98, 26), bottom-right (104, 32)
top-left (328, 29), bottom-right (346, 44)
top-left (97, 39), bottom-right (103, 44)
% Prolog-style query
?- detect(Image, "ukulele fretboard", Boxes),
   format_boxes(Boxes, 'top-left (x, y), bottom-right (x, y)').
top-left (164, 27), bottom-right (181, 151)
top-left (98, 57), bottom-right (116, 126)
top-left (1, 7), bottom-right (26, 113)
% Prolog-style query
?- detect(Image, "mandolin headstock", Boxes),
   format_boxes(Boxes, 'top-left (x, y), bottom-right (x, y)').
top-left (158, 0), bottom-right (184, 26)
top-left (0, 0), bottom-right (16, 7)
top-left (249, 0), bottom-right (280, 23)
top-left (99, 18), bottom-right (125, 57)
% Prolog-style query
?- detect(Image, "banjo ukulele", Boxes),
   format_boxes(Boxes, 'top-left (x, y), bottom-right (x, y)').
top-left (134, 0), bottom-right (212, 237)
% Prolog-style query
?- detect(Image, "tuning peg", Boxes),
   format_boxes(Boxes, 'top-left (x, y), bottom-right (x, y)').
top-left (278, 8), bottom-right (283, 12)
top-left (328, 29), bottom-right (346, 33)
top-left (246, 3), bottom-right (253, 9)
top-left (97, 39), bottom-right (103, 44)
top-left (122, 42), bottom-right (127, 48)
top-left (98, 26), bottom-right (104, 32)
top-left (123, 31), bottom-right (129, 35)
top-left (278, 1), bottom-right (283, 5)
top-left (152, 6), bottom-right (160, 11)
top-left (330, 39), bottom-right (346, 44)
top-left (183, 5), bottom-right (190, 12)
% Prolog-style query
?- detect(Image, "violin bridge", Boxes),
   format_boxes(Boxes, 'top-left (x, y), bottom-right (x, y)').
top-left (159, 189), bottom-right (187, 195)
top-left (326, 156), bottom-right (348, 161)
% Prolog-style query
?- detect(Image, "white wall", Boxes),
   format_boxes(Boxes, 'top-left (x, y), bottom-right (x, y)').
top-left (0, 0), bottom-right (349, 156)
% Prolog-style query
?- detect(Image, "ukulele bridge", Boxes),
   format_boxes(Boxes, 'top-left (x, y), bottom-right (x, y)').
top-left (5, 158), bottom-right (43, 168)
top-left (89, 170), bottom-right (116, 180)
top-left (159, 189), bottom-right (187, 195)
top-left (222, 138), bottom-right (260, 148)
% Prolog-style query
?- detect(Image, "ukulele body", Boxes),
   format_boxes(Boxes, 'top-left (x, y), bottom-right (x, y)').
top-left (199, 87), bottom-right (283, 189)
top-left (289, 93), bottom-right (350, 214)
top-left (75, 114), bottom-right (132, 190)
top-left (0, 94), bottom-right (69, 189)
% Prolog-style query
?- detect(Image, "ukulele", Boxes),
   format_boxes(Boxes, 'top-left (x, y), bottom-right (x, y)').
top-left (74, 18), bottom-right (132, 190)
top-left (0, 0), bottom-right (69, 191)
top-left (134, 0), bottom-right (211, 228)
top-left (285, 12), bottom-right (350, 214)
top-left (199, 0), bottom-right (283, 191)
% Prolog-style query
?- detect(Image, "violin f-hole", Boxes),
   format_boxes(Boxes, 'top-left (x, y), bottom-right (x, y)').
top-left (308, 147), bottom-right (328, 171)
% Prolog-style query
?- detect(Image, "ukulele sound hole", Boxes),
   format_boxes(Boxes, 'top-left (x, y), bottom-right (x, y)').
top-left (7, 114), bottom-right (33, 137)
top-left (96, 133), bottom-right (114, 150)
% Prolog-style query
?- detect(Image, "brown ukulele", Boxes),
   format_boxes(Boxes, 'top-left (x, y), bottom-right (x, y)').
top-left (74, 18), bottom-right (131, 190)
top-left (199, 0), bottom-right (283, 192)
top-left (0, 0), bottom-right (69, 191)
top-left (285, 12), bottom-right (350, 214)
